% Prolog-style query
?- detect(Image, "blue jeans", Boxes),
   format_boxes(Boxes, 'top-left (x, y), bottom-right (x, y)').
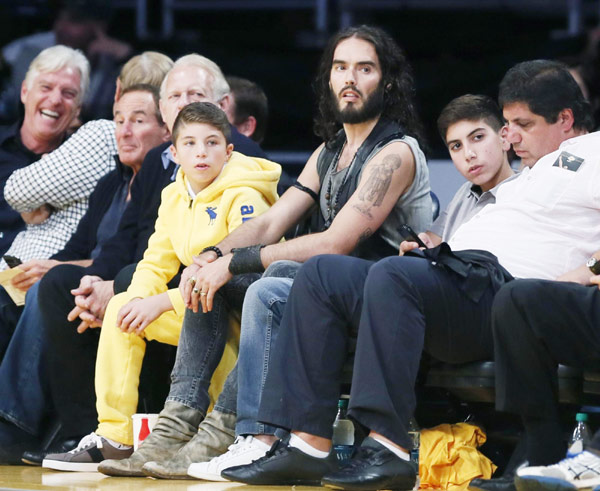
top-left (235, 276), bottom-right (294, 436)
top-left (167, 273), bottom-right (260, 414)
top-left (0, 282), bottom-right (50, 436)
top-left (0, 286), bottom-right (24, 361)
top-left (208, 261), bottom-right (300, 427)
top-left (234, 260), bottom-right (300, 435)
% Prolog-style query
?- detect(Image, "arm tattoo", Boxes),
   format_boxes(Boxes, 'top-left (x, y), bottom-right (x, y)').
top-left (353, 154), bottom-right (403, 219)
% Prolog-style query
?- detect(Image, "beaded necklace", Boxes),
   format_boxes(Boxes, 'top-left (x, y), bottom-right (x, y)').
top-left (323, 142), bottom-right (359, 228)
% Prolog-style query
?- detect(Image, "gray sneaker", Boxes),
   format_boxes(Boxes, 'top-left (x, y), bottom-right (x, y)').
top-left (42, 433), bottom-right (133, 472)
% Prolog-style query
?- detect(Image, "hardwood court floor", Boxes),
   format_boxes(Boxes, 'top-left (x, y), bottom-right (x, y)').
top-left (0, 465), bottom-right (322, 490)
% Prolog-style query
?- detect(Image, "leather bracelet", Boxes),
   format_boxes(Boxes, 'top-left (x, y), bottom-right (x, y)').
top-left (228, 244), bottom-right (266, 275)
top-left (201, 246), bottom-right (223, 258)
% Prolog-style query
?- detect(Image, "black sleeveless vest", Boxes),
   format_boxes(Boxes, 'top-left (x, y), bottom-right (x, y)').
top-left (311, 118), bottom-right (406, 261)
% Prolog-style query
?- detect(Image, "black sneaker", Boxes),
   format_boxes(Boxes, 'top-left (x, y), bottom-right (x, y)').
top-left (321, 436), bottom-right (417, 491)
top-left (221, 439), bottom-right (339, 486)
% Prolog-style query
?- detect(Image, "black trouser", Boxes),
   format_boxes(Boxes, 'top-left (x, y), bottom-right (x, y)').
top-left (258, 254), bottom-right (499, 449)
top-left (38, 262), bottom-right (179, 438)
top-left (38, 264), bottom-right (99, 439)
top-left (492, 279), bottom-right (600, 463)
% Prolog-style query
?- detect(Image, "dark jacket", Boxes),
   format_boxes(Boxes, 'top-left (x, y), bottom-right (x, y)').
top-left (52, 157), bottom-right (132, 261)
top-left (0, 121), bottom-right (42, 255)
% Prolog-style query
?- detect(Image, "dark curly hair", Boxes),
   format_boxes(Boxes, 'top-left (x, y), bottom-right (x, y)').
top-left (313, 25), bottom-right (424, 145)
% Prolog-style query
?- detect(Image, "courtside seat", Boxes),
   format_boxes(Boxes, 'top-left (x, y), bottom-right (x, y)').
top-left (425, 361), bottom-right (583, 404)
top-left (583, 371), bottom-right (600, 395)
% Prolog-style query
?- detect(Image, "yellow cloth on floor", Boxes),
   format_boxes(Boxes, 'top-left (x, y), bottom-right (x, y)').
top-left (419, 422), bottom-right (497, 490)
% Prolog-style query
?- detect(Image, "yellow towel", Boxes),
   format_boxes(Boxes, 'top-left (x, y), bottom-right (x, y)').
top-left (419, 422), bottom-right (497, 490)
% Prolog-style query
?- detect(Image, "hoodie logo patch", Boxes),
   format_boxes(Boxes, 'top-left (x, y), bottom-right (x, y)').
top-left (241, 205), bottom-right (255, 223)
top-left (206, 206), bottom-right (217, 224)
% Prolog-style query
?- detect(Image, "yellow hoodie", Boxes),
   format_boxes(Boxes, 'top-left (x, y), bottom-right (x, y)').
top-left (126, 151), bottom-right (280, 315)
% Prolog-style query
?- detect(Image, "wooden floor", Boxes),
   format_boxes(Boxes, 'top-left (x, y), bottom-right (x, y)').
top-left (0, 465), bottom-right (322, 490)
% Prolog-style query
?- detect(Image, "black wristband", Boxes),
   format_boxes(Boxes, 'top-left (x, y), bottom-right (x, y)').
top-left (201, 246), bottom-right (223, 258)
top-left (228, 244), bottom-right (266, 275)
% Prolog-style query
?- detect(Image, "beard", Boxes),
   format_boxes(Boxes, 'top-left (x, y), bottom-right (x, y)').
top-left (330, 82), bottom-right (385, 124)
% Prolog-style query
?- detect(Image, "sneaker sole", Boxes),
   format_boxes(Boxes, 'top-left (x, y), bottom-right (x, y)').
top-left (515, 475), bottom-right (595, 491)
top-left (322, 475), bottom-right (417, 491)
top-left (42, 459), bottom-right (99, 472)
top-left (186, 465), bottom-right (229, 482)
top-left (21, 457), bottom-right (42, 466)
top-left (187, 450), bottom-right (268, 482)
top-left (97, 464), bottom-right (146, 477)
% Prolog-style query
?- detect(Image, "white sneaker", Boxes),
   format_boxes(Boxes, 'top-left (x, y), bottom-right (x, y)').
top-left (187, 435), bottom-right (270, 481)
top-left (516, 451), bottom-right (600, 490)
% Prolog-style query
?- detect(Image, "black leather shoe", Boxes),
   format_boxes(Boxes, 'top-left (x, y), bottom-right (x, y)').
top-left (470, 476), bottom-right (517, 491)
top-left (221, 439), bottom-right (339, 486)
top-left (21, 437), bottom-right (81, 466)
top-left (321, 437), bottom-right (417, 491)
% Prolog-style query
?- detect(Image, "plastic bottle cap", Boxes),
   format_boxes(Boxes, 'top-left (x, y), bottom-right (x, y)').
top-left (576, 413), bottom-right (588, 422)
top-left (338, 398), bottom-right (349, 409)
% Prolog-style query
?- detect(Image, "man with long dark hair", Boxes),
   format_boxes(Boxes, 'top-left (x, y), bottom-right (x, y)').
top-left (99, 25), bottom-right (432, 479)
top-left (222, 59), bottom-right (598, 490)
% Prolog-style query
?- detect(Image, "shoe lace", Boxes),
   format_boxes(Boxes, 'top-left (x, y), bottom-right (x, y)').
top-left (208, 436), bottom-right (251, 464)
top-left (339, 445), bottom-right (378, 470)
top-left (554, 451), bottom-right (600, 477)
top-left (263, 439), bottom-right (289, 459)
top-left (69, 432), bottom-right (104, 453)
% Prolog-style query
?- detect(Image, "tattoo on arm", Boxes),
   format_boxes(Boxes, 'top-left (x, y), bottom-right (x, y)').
top-left (353, 154), bottom-right (403, 219)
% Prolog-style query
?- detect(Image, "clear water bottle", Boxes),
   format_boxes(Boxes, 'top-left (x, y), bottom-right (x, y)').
top-left (567, 413), bottom-right (592, 458)
top-left (332, 398), bottom-right (355, 462)
top-left (407, 417), bottom-right (420, 465)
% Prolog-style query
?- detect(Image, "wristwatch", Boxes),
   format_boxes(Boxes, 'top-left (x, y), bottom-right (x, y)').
top-left (587, 257), bottom-right (600, 275)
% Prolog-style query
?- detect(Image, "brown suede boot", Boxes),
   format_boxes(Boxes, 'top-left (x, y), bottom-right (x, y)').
top-left (141, 409), bottom-right (236, 479)
top-left (98, 401), bottom-right (204, 477)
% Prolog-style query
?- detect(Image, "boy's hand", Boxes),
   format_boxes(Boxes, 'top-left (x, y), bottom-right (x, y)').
top-left (117, 294), bottom-right (172, 335)
top-left (398, 233), bottom-right (433, 255)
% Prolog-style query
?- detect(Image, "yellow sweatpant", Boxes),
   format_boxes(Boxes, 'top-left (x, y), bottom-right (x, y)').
top-left (95, 292), bottom-right (239, 445)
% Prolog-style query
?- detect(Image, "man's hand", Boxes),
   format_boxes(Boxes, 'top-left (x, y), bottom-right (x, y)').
top-left (116, 294), bottom-right (172, 335)
top-left (398, 233), bottom-right (434, 256)
top-left (68, 277), bottom-right (114, 333)
top-left (591, 275), bottom-right (600, 289)
top-left (10, 259), bottom-right (60, 291)
top-left (190, 255), bottom-right (233, 314)
top-left (21, 205), bottom-right (51, 224)
top-left (179, 251), bottom-right (220, 309)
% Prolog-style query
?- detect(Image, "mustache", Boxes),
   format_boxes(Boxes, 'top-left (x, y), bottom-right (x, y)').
top-left (338, 85), bottom-right (363, 98)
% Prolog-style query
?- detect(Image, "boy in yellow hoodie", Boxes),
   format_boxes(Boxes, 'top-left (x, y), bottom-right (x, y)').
top-left (43, 102), bottom-right (280, 471)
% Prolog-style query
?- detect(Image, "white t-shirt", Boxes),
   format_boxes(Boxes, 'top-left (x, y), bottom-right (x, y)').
top-left (448, 132), bottom-right (600, 279)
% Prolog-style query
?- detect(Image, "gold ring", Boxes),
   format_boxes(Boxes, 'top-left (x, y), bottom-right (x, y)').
top-left (188, 277), bottom-right (196, 285)
top-left (200, 292), bottom-right (207, 296)
top-left (192, 287), bottom-right (200, 294)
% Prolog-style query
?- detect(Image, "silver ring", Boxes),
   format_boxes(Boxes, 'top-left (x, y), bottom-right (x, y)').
top-left (192, 287), bottom-right (200, 294)
top-left (200, 292), bottom-right (207, 296)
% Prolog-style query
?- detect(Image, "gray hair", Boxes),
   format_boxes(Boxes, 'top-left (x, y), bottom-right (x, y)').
top-left (24, 45), bottom-right (90, 104)
top-left (160, 53), bottom-right (230, 103)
